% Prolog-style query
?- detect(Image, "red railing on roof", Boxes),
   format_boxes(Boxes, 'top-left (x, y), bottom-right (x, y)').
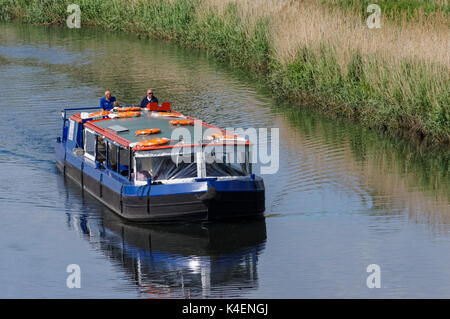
top-left (70, 113), bottom-right (83, 123)
top-left (69, 113), bottom-right (130, 147)
top-left (84, 121), bottom-right (131, 148)
top-left (131, 141), bottom-right (250, 151)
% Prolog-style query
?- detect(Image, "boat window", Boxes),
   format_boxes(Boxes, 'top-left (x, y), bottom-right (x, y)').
top-left (84, 129), bottom-right (96, 160)
top-left (96, 137), bottom-right (107, 165)
top-left (68, 120), bottom-right (75, 141)
top-left (118, 147), bottom-right (131, 177)
top-left (204, 149), bottom-right (249, 177)
top-left (206, 162), bottom-right (247, 176)
top-left (107, 142), bottom-right (118, 172)
top-left (204, 147), bottom-right (250, 177)
top-left (135, 154), bottom-right (197, 182)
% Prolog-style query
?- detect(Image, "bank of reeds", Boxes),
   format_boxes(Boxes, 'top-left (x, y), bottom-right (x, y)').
top-left (1, 0), bottom-right (448, 145)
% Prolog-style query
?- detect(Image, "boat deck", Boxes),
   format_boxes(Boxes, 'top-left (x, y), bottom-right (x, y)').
top-left (76, 109), bottom-right (249, 151)
top-left (94, 111), bottom-right (211, 144)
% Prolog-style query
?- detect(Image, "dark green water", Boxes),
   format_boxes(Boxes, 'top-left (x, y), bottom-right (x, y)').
top-left (0, 23), bottom-right (449, 298)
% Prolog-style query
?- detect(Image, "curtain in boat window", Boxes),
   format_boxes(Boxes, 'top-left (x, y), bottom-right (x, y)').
top-left (204, 149), bottom-right (248, 176)
top-left (107, 142), bottom-right (118, 171)
top-left (205, 162), bottom-right (247, 177)
top-left (135, 155), bottom-right (197, 181)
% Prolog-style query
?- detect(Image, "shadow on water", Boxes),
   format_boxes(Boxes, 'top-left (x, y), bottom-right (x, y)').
top-left (59, 176), bottom-right (267, 298)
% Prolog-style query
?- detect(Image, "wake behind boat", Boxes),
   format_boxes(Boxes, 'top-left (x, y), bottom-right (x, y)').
top-left (55, 102), bottom-right (265, 222)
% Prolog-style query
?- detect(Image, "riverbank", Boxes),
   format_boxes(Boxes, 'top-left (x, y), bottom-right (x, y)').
top-left (1, 0), bottom-right (448, 146)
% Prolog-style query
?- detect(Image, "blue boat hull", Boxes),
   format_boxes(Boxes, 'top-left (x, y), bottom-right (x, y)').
top-left (56, 142), bottom-right (265, 222)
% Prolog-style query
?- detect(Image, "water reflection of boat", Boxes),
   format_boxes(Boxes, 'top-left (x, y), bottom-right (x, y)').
top-left (63, 178), bottom-right (267, 298)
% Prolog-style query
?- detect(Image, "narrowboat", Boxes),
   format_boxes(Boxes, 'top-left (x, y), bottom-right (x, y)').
top-left (55, 102), bottom-right (265, 222)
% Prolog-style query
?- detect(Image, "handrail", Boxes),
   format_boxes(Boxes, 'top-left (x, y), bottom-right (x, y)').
top-left (60, 105), bottom-right (141, 141)
top-left (61, 107), bottom-right (102, 142)
top-left (61, 105), bottom-right (142, 118)
top-left (61, 106), bottom-right (102, 122)
top-left (62, 106), bottom-right (101, 112)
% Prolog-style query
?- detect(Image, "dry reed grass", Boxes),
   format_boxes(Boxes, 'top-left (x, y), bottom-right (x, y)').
top-left (199, 0), bottom-right (449, 69)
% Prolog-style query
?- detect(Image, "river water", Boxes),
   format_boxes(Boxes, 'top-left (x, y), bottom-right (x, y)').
top-left (0, 23), bottom-right (449, 298)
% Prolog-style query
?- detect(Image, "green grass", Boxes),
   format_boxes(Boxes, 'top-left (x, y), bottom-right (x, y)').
top-left (270, 46), bottom-right (449, 142)
top-left (0, 0), bottom-right (448, 146)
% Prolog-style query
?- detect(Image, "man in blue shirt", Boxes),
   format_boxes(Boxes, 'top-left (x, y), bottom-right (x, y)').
top-left (140, 89), bottom-right (158, 108)
top-left (100, 90), bottom-right (116, 111)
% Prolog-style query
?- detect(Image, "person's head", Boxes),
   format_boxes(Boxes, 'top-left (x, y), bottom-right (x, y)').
top-left (147, 89), bottom-right (153, 98)
top-left (105, 90), bottom-right (112, 100)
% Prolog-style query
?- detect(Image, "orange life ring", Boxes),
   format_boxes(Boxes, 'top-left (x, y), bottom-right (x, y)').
top-left (209, 133), bottom-right (237, 140)
top-left (114, 111), bottom-right (141, 118)
top-left (88, 111), bottom-right (111, 118)
top-left (117, 106), bottom-right (141, 112)
top-left (134, 138), bottom-right (169, 150)
top-left (135, 128), bottom-right (161, 136)
top-left (155, 112), bottom-right (182, 117)
top-left (169, 119), bottom-right (194, 126)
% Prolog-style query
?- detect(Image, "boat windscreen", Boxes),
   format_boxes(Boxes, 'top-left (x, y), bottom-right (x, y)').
top-left (205, 151), bottom-right (249, 176)
top-left (135, 155), bottom-right (198, 181)
top-left (134, 149), bottom-right (249, 182)
top-left (206, 161), bottom-right (248, 177)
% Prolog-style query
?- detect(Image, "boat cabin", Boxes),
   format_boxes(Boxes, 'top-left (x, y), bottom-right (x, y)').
top-left (61, 105), bottom-right (252, 187)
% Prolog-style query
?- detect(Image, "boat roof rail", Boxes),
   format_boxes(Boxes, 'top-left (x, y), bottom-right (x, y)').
top-left (62, 105), bottom-right (140, 112)
top-left (62, 106), bottom-right (102, 121)
top-left (61, 105), bottom-right (142, 120)
top-left (62, 106), bottom-right (102, 112)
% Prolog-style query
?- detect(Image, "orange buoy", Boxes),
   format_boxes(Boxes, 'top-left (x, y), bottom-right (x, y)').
top-left (169, 119), bottom-right (194, 126)
top-left (88, 111), bottom-right (111, 118)
top-left (117, 106), bottom-right (141, 112)
top-left (134, 138), bottom-right (169, 150)
top-left (135, 128), bottom-right (161, 136)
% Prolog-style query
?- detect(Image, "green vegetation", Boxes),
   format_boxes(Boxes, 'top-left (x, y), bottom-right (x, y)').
top-left (269, 48), bottom-right (449, 143)
top-left (322, 0), bottom-right (449, 21)
top-left (0, 0), bottom-right (448, 146)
